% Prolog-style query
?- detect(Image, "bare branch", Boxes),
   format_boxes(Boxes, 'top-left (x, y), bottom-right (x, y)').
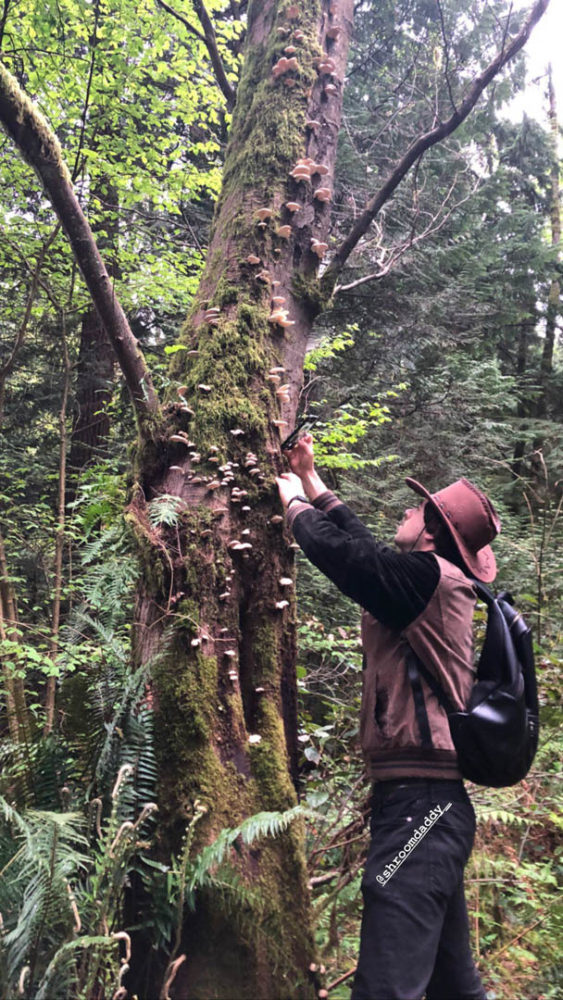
top-left (335, 172), bottom-right (479, 294)
top-left (0, 60), bottom-right (161, 437)
top-left (156, 0), bottom-right (236, 111)
top-left (322, 0), bottom-right (551, 296)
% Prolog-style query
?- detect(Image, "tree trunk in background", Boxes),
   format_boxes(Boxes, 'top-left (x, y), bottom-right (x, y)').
top-left (69, 175), bottom-right (119, 478)
top-left (537, 64), bottom-right (561, 419)
top-left (511, 292), bottom-right (538, 484)
top-left (129, 2), bottom-right (355, 996)
top-left (68, 306), bottom-right (113, 474)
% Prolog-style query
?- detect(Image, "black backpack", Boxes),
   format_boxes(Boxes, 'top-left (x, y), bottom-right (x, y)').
top-left (407, 581), bottom-right (540, 787)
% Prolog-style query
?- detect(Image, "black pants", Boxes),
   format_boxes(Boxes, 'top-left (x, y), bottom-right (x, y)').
top-left (351, 778), bottom-right (486, 1000)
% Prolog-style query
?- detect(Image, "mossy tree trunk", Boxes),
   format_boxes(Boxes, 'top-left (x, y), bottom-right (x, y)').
top-left (129, 2), bottom-right (354, 997)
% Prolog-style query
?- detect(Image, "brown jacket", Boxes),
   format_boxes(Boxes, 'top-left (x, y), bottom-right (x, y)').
top-left (288, 492), bottom-right (477, 781)
top-left (361, 556), bottom-right (477, 780)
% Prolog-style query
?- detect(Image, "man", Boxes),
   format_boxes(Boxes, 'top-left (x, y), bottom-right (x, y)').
top-left (276, 434), bottom-right (500, 1000)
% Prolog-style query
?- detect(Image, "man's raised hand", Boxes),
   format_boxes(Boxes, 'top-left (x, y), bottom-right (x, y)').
top-left (286, 433), bottom-right (314, 478)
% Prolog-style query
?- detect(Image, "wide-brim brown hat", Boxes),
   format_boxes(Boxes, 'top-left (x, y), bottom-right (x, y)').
top-left (405, 477), bottom-right (501, 583)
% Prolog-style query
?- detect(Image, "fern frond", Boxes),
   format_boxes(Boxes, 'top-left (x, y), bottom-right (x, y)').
top-left (187, 805), bottom-right (308, 893)
top-left (147, 494), bottom-right (185, 527)
top-left (34, 934), bottom-right (118, 1000)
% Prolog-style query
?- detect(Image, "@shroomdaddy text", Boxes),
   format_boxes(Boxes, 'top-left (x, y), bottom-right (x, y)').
top-left (376, 802), bottom-right (452, 886)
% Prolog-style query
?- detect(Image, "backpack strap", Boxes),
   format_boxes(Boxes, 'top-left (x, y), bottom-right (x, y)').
top-left (407, 650), bottom-right (456, 716)
top-left (406, 649), bottom-right (434, 748)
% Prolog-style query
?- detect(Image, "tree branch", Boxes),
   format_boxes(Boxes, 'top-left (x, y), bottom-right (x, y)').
top-left (335, 172), bottom-right (479, 294)
top-left (156, 0), bottom-right (236, 111)
top-left (0, 61), bottom-right (161, 438)
top-left (155, 0), bottom-right (206, 41)
top-left (193, 0), bottom-right (237, 110)
top-left (321, 0), bottom-right (551, 296)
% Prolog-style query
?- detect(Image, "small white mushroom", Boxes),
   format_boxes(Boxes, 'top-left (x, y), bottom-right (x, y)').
top-left (248, 734), bottom-right (262, 744)
top-left (230, 428), bottom-right (245, 436)
top-left (275, 600), bottom-right (290, 610)
top-left (191, 638), bottom-right (201, 647)
top-left (224, 649), bottom-right (236, 658)
top-left (279, 577), bottom-right (293, 586)
top-left (270, 515), bottom-right (284, 524)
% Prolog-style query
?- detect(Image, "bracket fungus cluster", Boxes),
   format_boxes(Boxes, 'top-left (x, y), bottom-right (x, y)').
top-left (255, 207), bottom-right (274, 228)
top-left (269, 308), bottom-right (295, 329)
top-left (203, 306), bottom-right (221, 325)
top-left (310, 238), bottom-right (329, 259)
top-left (290, 157), bottom-right (329, 182)
top-left (314, 186), bottom-right (331, 203)
top-left (316, 56), bottom-right (337, 76)
top-left (272, 55), bottom-right (300, 80)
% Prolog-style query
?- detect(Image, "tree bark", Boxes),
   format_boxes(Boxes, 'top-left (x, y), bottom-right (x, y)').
top-left (129, 2), bottom-right (355, 996)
